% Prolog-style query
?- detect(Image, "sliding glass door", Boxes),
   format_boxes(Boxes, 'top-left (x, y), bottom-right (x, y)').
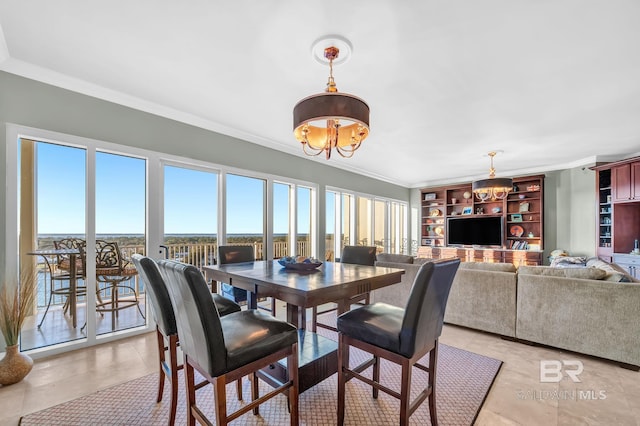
top-left (17, 139), bottom-right (149, 350)
top-left (19, 140), bottom-right (87, 351)
top-left (95, 151), bottom-right (147, 335)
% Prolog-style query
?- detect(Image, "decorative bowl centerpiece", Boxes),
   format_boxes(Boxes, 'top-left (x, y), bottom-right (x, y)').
top-left (278, 256), bottom-right (323, 271)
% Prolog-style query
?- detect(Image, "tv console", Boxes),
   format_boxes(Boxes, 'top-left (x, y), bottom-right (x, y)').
top-left (420, 174), bottom-right (545, 266)
top-left (417, 246), bottom-right (543, 266)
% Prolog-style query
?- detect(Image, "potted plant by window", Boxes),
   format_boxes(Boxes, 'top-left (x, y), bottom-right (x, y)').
top-left (0, 272), bottom-right (36, 385)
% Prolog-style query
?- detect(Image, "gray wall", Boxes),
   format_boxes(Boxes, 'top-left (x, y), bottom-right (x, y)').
top-left (0, 71), bottom-right (410, 277)
top-left (0, 70), bottom-right (601, 275)
top-left (544, 167), bottom-right (597, 260)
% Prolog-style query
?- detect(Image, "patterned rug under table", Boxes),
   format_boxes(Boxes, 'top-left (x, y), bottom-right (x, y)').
top-left (20, 330), bottom-right (502, 426)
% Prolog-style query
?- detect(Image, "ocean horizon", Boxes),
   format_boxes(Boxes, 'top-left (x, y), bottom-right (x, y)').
top-left (37, 233), bottom-right (318, 238)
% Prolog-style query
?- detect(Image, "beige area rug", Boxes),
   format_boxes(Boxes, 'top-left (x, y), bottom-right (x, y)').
top-left (20, 325), bottom-right (502, 425)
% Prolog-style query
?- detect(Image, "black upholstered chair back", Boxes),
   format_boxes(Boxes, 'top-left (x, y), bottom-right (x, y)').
top-left (157, 259), bottom-right (227, 376)
top-left (400, 259), bottom-right (460, 358)
top-left (218, 245), bottom-right (255, 264)
top-left (341, 245), bottom-right (377, 266)
top-left (132, 254), bottom-right (177, 337)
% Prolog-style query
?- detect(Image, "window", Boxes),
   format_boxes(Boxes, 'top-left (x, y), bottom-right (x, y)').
top-left (296, 186), bottom-right (313, 257)
top-left (225, 174), bottom-right (265, 259)
top-left (328, 188), bottom-right (408, 259)
top-left (357, 196), bottom-right (372, 246)
top-left (273, 182), bottom-right (291, 258)
top-left (163, 165), bottom-right (218, 267)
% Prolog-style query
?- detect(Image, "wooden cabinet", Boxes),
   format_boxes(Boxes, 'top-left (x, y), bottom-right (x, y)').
top-left (612, 161), bottom-right (640, 202)
top-left (417, 246), bottom-right (543, 266)
top-left (593, 157), bottom-right (640, 261)
top-left (419, 174), bottom-right (544, 265)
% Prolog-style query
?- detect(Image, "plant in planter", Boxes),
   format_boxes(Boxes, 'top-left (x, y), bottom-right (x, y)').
top-left (0, 272), bottom-right (37, 386)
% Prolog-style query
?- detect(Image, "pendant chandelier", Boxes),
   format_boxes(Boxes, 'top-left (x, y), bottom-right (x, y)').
top-left (472, 151), bottom-right (513, 201)
top-left (293, 39), bottom-right (370, 160)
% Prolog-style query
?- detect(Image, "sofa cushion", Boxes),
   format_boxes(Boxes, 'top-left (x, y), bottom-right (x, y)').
top-left (553, 268), bottom-right (607, 280)
top-left (586, 258), bottom-right (635, 283)
top-left (550, 256), bottom-right (587, 268)
top-left (518, 265), bottom-right (607, 281)
top-left (414, 257), bottom-right (433, 265)
top-left (460, 262), bottom-right (516, 273)
top-left (376, 253), bottom-right (413, 264)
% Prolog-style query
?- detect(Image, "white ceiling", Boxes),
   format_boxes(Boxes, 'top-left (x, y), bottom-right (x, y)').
top-left (1, 0), bottom-right (639, 188)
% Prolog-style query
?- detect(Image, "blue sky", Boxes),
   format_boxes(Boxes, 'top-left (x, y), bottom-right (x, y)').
top-left (35, 141), bottom-right (313, 235)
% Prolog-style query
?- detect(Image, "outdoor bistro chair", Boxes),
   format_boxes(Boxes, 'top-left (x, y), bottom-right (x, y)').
top-left (336, 258), bottom-right (460, 426)
top-left (157, 259), bottom-right (299, 426)
top-left (217, 245), bottom-right (276, 315)
top-left (311, 245), bottom-right (377, 332)
top-left (82, 240), bottom-right (145, 330)
top-left (37, 238), bottom-right (87, 328)
top-left (132, 254), bottom-right (242, 426)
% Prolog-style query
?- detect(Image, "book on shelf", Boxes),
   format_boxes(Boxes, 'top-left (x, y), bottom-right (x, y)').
top-left (509, 240), bottom-right (529, 250)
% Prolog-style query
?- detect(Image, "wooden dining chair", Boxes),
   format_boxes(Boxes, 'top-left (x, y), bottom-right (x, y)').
top-left (132, 254), bottom-right (242, 426)
top-left (311, 245), bottom-right (377, 332)
top-left (336, 258), bottom-right (460, 426)
top-left (157, 259), bottom-right (299, 426)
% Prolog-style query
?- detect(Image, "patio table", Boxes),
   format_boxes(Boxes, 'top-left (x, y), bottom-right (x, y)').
top-left (27, 248), bottom-right (81, 328)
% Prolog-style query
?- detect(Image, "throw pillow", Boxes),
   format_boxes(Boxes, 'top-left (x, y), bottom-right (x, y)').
top-left (585, 257), bottom-right (634, 282)
top-left (602, 272), bottom-right (633, 283)
top-left (550, 256), bottom-right (587, 268)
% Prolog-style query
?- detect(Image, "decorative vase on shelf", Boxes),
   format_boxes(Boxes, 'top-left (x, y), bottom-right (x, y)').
top-left (0, 344), bottom-right (33, 385)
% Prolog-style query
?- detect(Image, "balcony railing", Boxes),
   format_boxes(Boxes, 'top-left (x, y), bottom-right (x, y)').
top-left (33, 239), bottom-right (415, 308)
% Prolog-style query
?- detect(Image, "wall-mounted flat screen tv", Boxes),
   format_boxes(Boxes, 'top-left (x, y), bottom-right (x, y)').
top-left (446, 216), bottom-right (503, 247)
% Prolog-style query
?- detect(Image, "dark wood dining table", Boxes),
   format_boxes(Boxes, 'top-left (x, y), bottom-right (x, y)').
top-left (203, 260), bottom-right (405, 392)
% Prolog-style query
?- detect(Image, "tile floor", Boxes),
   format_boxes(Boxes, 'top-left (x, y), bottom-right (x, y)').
top-left (1, 303), bottom-right (639, 426)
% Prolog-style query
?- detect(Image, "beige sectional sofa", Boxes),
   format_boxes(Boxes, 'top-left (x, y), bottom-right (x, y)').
top-left (370, 254), bottom-right (640, 368)
top-left (371, 253), bottom-right (432, 308)
top-left (517, 263), bottom-right (640, 368)
top-left (371, 256), bottom-right (518, 337)
top-left (445, 262), bottom-right (518, 337)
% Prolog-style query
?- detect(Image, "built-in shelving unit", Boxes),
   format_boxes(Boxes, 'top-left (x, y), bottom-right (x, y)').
top-left (592, 157), bottom-right (640, 264)
top-left (420, 174), bottom-right (545, 266)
